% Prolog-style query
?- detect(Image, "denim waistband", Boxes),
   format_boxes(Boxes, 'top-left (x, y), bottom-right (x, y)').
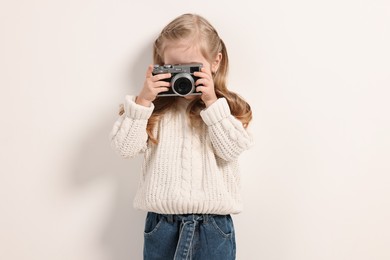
top-left (161, 213), bottom-right (219, 223)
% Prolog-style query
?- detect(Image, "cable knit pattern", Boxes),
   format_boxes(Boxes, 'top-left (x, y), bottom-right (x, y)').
top-left (109, 95), bottom-right (253, 215)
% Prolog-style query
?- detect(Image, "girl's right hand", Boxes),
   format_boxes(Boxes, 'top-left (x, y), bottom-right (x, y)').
top-left (136, 65), bottom-right (171, 107)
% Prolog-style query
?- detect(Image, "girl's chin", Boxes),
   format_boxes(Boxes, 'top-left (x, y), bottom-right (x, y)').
top-left (182, 95), bottom-right (197, 100)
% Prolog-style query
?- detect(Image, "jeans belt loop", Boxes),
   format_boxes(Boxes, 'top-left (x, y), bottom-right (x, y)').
top-left (166, 214), bottom-right (173, 223)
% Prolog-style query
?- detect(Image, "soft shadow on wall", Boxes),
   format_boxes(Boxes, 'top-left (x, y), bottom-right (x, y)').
top-left (69, 42), bottom-right (153, 260)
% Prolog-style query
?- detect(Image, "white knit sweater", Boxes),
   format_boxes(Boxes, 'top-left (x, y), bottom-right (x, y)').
top-left (109, 95), bottom-right (253, 215)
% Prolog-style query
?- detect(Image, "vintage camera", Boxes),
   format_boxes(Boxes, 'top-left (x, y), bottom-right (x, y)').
top-left (152, 63), bottom-right (203, 96)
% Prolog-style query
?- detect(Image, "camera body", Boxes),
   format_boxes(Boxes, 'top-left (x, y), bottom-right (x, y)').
top-left (152, 63), bottom-right (203, 97)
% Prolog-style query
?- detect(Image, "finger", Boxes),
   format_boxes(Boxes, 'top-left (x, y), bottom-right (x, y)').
top-left (194, 71), bottom-right (209, 78)
top-left (156, 87), bottom-right (170, 93)
top-left (201, 67), bottom-right (212, 76)
top-left (194, 72), bottom-right (211, 81)
top-left (195, 78), bottom-right (207, 87)
top-left (154, 81), bottom-right (171, 88)
top-left (152, 73), bottom-right (171, 81)
top-left (145, 65), bottom-right (154, 78)
top-left (196, 86), bottom-right (206, 93)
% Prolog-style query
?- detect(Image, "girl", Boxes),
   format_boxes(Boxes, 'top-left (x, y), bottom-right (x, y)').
top-left (109, 13), bottom-right (253, 260)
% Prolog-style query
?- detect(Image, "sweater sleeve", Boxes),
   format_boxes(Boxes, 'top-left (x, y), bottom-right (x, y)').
top-left (109, 95), bottom-right (154, 158)
top-left (200, 98), bottom-right (253, 161)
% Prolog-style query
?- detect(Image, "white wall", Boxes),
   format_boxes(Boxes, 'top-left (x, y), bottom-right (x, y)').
top-left (1, 0), bottom-right (389, 259)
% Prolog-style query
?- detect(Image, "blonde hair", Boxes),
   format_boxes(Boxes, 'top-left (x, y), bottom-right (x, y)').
top-left (120, 13), bottom-right (252, 144)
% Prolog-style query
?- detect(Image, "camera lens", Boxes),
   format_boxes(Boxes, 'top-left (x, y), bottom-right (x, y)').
top-left (171, 73), bottom-right (194, 96)
top-left (174, 78), bottom-right (192, 95)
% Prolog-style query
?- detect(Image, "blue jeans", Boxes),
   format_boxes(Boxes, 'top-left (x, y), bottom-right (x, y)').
top-left (143, 212), bottom-right (236, 260)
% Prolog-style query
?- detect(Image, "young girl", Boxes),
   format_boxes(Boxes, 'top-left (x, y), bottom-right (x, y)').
top-left (109, 13), bottom-right (253, 260)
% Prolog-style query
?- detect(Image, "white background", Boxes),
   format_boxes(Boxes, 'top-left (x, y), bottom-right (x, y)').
top-left (1, 0), bottom-right (389, 259)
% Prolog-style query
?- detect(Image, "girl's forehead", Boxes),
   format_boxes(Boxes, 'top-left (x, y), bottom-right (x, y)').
top-left (163, 40), bottom-right (208, 64)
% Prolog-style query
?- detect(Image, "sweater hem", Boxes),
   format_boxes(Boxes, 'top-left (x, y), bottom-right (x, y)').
top-left (133, 199), bottom-right (243, 215)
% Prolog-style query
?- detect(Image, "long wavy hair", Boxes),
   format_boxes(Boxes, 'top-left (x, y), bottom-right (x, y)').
top-left (120, 13), bottom-right (252, 144)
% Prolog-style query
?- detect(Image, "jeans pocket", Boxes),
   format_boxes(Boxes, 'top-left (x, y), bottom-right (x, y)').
top-left (210, 215), bottom-right (234, 239)
top-left (144, 212), bottom-right (164, 236)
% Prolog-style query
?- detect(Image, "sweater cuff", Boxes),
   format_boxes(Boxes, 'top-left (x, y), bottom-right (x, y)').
top-left (200, 98), bottom-right (231, 126)
top-left (124, 95), bottom-right (154, 119)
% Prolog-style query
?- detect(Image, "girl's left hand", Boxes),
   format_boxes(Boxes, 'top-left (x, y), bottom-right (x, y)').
top-left (194, 67), bottom-right (218, 107)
